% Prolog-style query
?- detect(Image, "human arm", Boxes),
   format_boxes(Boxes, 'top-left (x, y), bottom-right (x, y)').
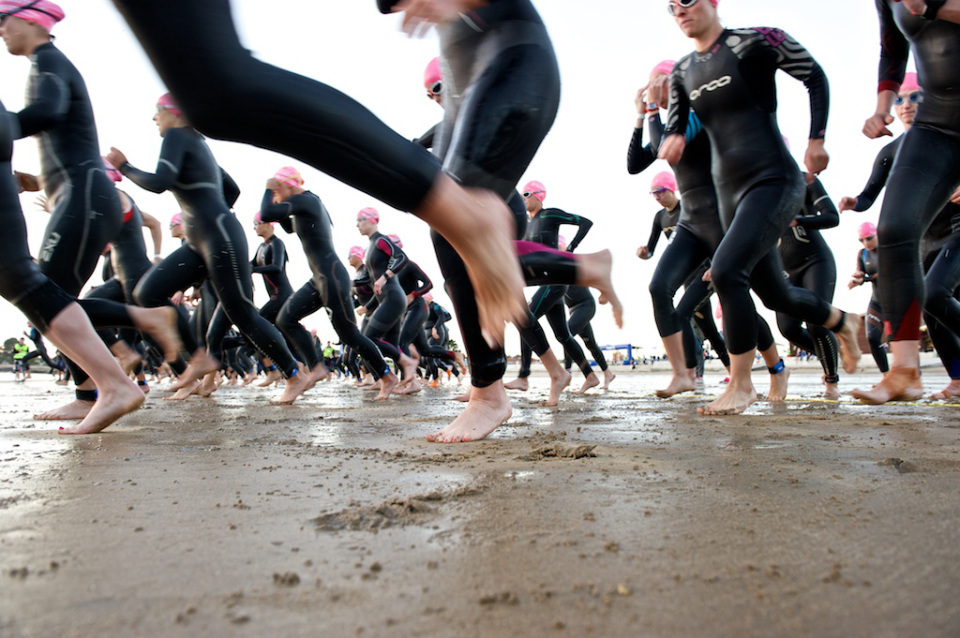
top-left (899, 0), bottom-right (960, 23)
top-left (140, 211), bottom-right (164, 260)
top-left (794, 178), bottom-right (839, 230)
top-left (10, 51), bottom-right (71, 139)
top-left (109, 131), bottom-right (187, 194)
top-left (221, 168), bottom-right (241, 208)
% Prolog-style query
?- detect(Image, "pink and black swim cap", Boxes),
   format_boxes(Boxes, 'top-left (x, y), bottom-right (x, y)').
top-left (650, 171), bottom-right (677, 193)
top-left (357, 207), bottom-right (380, 224)
top-left (156, 93), bottom-right (182, 118)
top-left (274, 166), bottom-right (304, 188)
top-left (170, 212), bottom-right (183, 228)
top-left (348, 246), bottom-right (365, 261)
top-left (858, 222), bottom-right (877, 240)
top-left (0, 0), bottom-right (64, 32)
top-left (387, 233), bottom-right (403, 249)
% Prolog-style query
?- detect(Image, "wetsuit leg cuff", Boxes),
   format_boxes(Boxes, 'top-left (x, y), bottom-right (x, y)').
top-left (768, 359), bottom-right (785, 375)
top-left (828, 311), bottom-right (847, 334)
top-left (76, 389), bottom-right (98, 402)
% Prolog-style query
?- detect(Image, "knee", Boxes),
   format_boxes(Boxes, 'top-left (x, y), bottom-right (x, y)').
top-left (648, 277), bottom-right (672, 307)
top-left (709, 264), bottom-right (743, 299)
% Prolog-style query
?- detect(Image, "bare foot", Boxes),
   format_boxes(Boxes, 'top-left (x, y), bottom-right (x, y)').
top-left (242, 372), bottom-right (258, 386)
top-left (357, 374), bottom-right (375, 387)
top-left (196, 372), bottom-right (218, 397)
top-left (399, 354), bottom-right (419, 387)
top-left (165, 380), bottom-right (200, 401)
top-left (304, 362), bottom-right (330, 390)
top-left (572, 372), bottom-right (600, 395)
top-left (136, 306), bottom-right (183, 362)
top-left (766, 367), bottom-right (791, 402)
top-left (851, 367), bottom-right (923, 405)
top-left (503, 377), bottom-right (529, 391)
top-left (656, 373), bottom-right (696, 398)
top-left (397, 379), bottom-right (422, 395)
top-left (258, 368), bottom-right (282, 387)
top-left (110, 342), bottom-right (142, 375)
top-left (543, 369), bottom-right (572, 407)
top-left (374, 372), bottom-right (400, 401)
top-left (34, 399), bottom-right (94, 421)
top-left (578, 249), bottom-right (624, 328)
top-left (835, 312), bottom-right (862, 374)
top-left (170, 350), bottom-right (220, 391)
top-left (426, 382), bottom-right (512, 443)
top-left (823, 381), bottom-right (841, 400)
top-left (271, 366), bottom-right (310, 405)
top-left (453, 389), bottom-right (471, 402)
top-left (365, 379), bottom-right (383, 392)
top-left (929, 379), bottom-right (960, 401)
top-left (59, 382), bottom-right (144, 435)
top-left (698, 381), bottom-right (758, 415)
top-left (602, 369), bottom-right (616, 390)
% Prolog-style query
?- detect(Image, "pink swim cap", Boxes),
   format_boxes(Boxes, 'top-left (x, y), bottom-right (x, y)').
top-left (0, 0), bottom-right (64, 32)
top-left (522, 180), bottom-right (546, 202)
top-left (387, 233), bottom-right (403, 249)
top-left (156, 93), bottom-right (182, 118)
top-left (357, 207), bottom-right (380, 224)
top-left (253, 211), bottom-right (275, 226)
top-left (900, 72), bottom-right (920, 94)
top-left (348, 245), bottom-right (365, 261)
top-left (858, 222), bottom-right (877, 240)
top-left (650, 171), bottom-right (677, 193)
top-left (424, 57), bottom-right (443, 94)
top-left (650, 59), bottom-right (676, 78)
top-left (274, 166), bottom-right (304, 188)
top-left (170, 212), bottom-right (183, 228)
top-left (102, 157), bottom-right (122, 183)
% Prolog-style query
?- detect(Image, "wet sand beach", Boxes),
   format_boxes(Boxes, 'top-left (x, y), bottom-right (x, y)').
top-left (1, 367), bottom-right (959, 637)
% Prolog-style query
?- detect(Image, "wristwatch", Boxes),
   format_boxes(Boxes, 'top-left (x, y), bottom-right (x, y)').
top-left (923, 0), bottom-right (946, 19)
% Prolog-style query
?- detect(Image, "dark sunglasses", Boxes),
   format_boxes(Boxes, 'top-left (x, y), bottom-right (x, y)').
top-left (667, 0), bottom-right (700, 16)
top-left (894, 92), bottom-right (921, 106)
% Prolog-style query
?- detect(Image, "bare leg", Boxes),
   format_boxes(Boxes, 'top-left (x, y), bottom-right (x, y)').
top-left (36, 305), bottom-right (144, 434)
top-left (851, 341), bottom-right (923, 404)
top-left (602, 368), bottom-right (616, 390)
top-left (304, 361), bottom-right (330, 390)
top-left (414, 178), bottom-right (527, 347)
top-left (576, 249), bottom-right (624, 328)
top-left (699, 351), bottom-right (758, 415)
top-left (128, 306), bottom-right (182, 362)
top-left (257, 366), bottom-right (282, 387)
top-left (426, 381), bottom-right (512, 443)
top-left (196, 372), bottom-right (219, 397)
top-left (655, 331), bottom-right (696, 398)
top-left (110, 341), bottom-right (142, 375)
top-left (823, 377), bottom-right (841, 400)
top-left (171, 349), bottom-right (221, 391)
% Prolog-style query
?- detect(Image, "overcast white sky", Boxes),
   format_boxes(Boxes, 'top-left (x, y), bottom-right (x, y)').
top-left (0, 1), bottom-right (907, 357)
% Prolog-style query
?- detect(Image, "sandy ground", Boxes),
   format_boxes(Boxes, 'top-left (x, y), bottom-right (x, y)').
top-left (1, 365), bottom-right (959, 638)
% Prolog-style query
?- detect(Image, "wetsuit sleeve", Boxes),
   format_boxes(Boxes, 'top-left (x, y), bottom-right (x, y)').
top-left (857, 250), bottom-right (871, 283)
top-left (377, 0), bottom-right (400, 12)
top-left (433, 304), bottom-right (452, 331)
top-left (876, 0), bottom-right (909, 93)
top-left (10, 51), bottom-right (70, 138)
top-left (795, 178), bottom-right (839, 230)
top-left (259, 189), bottom-right (294, 224)
top-left (626, 124), bottom-right (657, 175)
top-left (407, 262), bottom-right (434, 298)
top-left (763, 29), bottom-right (829, 139)
top-left (119, 131), bottom-right (187, 194)
top-left (378, 238), bottom-right (408, 275)
top-left (853, 141), bottom-right (897, 211)
top-left (252, 240), bottom-right (286, 276)
top-left (221, 168), bottom-right (241, 207)
top-left (663, 66), bottom-right (690, 138)
top-left (646, 213), bottom-right (664, 255)
top-left (548, 209), bottom-right (593, 252)
top-left (649, 111), bottom-right (703, 151)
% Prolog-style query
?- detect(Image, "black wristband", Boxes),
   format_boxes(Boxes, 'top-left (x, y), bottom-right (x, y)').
top-left (923, 0), bottom-right (946, 19)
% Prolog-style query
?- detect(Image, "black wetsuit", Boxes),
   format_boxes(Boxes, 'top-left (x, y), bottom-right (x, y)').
top-left (516, 207), bottom-right (595, 380)
top-left (855, 248), bottom-right (888, 373)
top-left (262, 190), bottom-right (390, 377)
top-left (666, 27), bottom-right (836, 355)
top-left (643, 205), bottom-right (681, 255)
top-left (395, 260), bottom-right (433, 358)
top-left (252, 234), bottom-right (293, 324)
top-left (362, 232), bottom-right (408, 366)
top-left (873, 1), bottom-right (960, 342)
top-left (122, 126), bottom-right (299, 378)
top-left (0, 104), bottom-right (76, 334)
top-left (562, 286), bottom-right (608, 372)
top-left (387, 0), bottom-right (561, 388)
top-left (776, 178), bottom-right (840, 382)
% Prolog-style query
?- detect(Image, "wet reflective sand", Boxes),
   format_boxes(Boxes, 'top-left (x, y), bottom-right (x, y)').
top-left (1, 368), bottom-right (959, 637)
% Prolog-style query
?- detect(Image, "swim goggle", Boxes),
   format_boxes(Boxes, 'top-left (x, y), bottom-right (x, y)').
top-left (667, 0), bottom-right (701, 16)
top-left (650, 188), bottom-right (671, 196)
top-left (426, 81), bottom-right (442, 98)
top-left (894, 92), bottom-right (921, 106)
top-left (860, 235), bottom-right (876, 243)
top-left (522, 190), bottom-right (543, 198)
